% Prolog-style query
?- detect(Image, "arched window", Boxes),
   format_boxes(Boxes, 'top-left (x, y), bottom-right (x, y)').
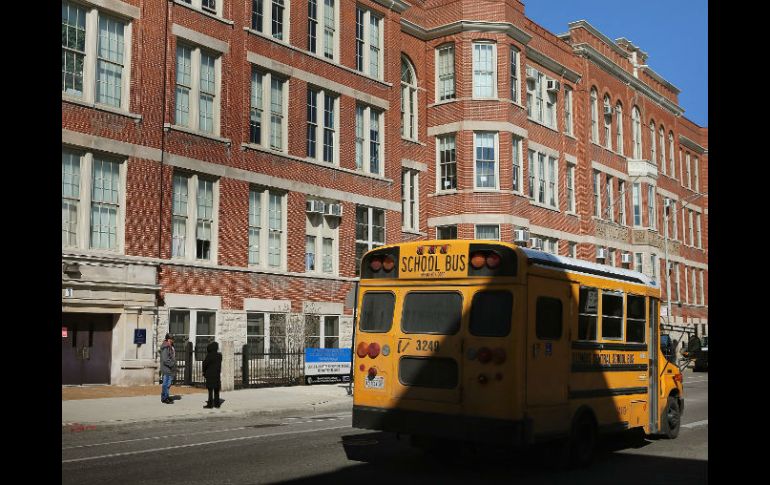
top-left (401, 56), bottom-right (418, 140)
top-left (590, 88), bottom-right (598, 143)
top-left (668, 131), bottom-right (675, 175)
top-left (603, 95), bottom-right (612, 150)
top-left (659, 126), bottom-right (666, 174)
top-left (615, 102), bottom-right (623, 155)
top-left (631, 106), bottom-right (642, 159)
top-left (649, 120), bottom-right (656, 165)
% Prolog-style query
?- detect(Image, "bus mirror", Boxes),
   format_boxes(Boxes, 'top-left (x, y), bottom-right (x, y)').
top-left (687, 337), bottom-right (702, 353)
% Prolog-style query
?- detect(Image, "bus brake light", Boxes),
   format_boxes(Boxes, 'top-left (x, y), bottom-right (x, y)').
top-left (673, 373), bottom-right (683, 383)
top-left (477, 347), bottom-right (492, 363)
top-left (356, 342), bottom-right (369, 358)
top-left (368, 367), bottom-right (378, 379)
top-left (470, 252), bottom-right (486, 269)
top-left (368, 342), bottom-right (381, 358)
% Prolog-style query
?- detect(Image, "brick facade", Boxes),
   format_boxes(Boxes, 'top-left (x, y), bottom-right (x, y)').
top-left (61, 0), bottom-right (707, 385)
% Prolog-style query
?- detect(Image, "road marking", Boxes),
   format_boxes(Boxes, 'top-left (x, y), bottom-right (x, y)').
top-left (62, 424), bottom-right (351, 463)
top-left (681, 419), bottom-right (708, 429)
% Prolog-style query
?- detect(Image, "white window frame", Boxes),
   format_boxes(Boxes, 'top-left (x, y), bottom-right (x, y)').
top-left (696, 213), bottom-right (702, 249)
top-left (632, 182), bottom-right (641, 227)
top-left (566, 162), bottom-right (576, 213)
top-left (593, 171), bottom-right (601, 217)
top-left (401, 57), bottom-right (418, 142)
top-left (475, 224), bottom-right (500, 241)
top-left (631, 106), bottom-right (642, 159)
top-left (618, 180), bottom-right (626, 226)
top-left (354, 7), bottom-right (383, 80)
top-left (306, 86), bottom-right (339, 165)
top-left (510, 46), bottom-right (520, 104)
top-left (250, 68), bottom-right (288, 152)
top-left (61, 147), bottom-right (127, 254)
top-left (304, 314), bottom-right (340, 349)
top-left (590, 88), bottom-right (599, 143)
top-left (61, 1), bottom-right (133, 112)
top-left (436, 225), bottom-right (457, 239)
top-left (251, 0), bottom-right (291, 43)
top-left (615, 103), bottom-right (624, 155)
top-left (246, 312), bottom-right (288, 354)
top-left (472, 43), bottom-right (497, 99)
top-left (436, 134), bottom-right (457, 192)
top-left (688, 210), bottom-right (695, 247)
top-left (305, 207), bottom-right (338, 275)
top-left (512, 136), bottom-right (523, 194)
top-left (699, 270), bottom-right (705, 306)
top-left (649, 120), bottom-right (656, 165)
top-left (307, 0), bottom-right (339, 61)
top-left (248, 187), bottom-right (286, 271)
top-left (694, 157), bottom-right (700, 192)
top-left (564, 86), bottom-right (573, 136)
top-left (473, 132), bottom-right (499, 191)
top-left (175, 42), bottom-right (222, 135)
top-left (647, 185), bottom-right (656, 230)
top-left (169, 309), bottom-right (218, 361)
top-left (401, 169), bottom-right (419, 231)
top-left (685, 152), bottom-right (692, 189)
top-left (436, 44), bottom-right (455, 102)
top-left (605, 175), bottom-right (614, 222)
top-left (634, 253), bottom-right (643, 273)
top-left (659, 126), bottom-right (666, 175)
top-left (603, 95), bottom-right (612, 150)
top-left (669, 133), bottom-right (676, 177)
top-left (355, 206), bottom-right (385, 276)
top-left (355, 104), bottom-right (384, 176)
top-left (180, 0), bottom-right (224, 17)
top-left (171, 172), bottom-right (220, 263)
top-left (528, 149), bottom-right (558, 209)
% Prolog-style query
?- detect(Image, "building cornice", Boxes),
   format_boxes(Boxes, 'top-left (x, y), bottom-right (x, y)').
top-left (525, 46), bottom-right (581, 83)
top-left (678, 135), bottom-right (707, 154)
top-left (640, 66), bottom-right (681, 95)
top-left (401, 19), bottom-right (532, 45)
top-left (372, 0), bottom-right (411, 14)
top-left (568, 20), bottom-right (630, 59)
top-left (572, 43), bottom-right (685, 117)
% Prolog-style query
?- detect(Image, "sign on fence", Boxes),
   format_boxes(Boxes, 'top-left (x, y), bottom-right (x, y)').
top-left (304, 348), bottom-right (352, 385)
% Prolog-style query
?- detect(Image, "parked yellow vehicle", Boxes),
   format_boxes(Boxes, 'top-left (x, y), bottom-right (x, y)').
top-left (352, 240), bottom-right (683, 466)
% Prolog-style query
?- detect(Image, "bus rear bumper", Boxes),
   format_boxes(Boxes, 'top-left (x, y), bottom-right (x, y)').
top-left (352, 405), bottom-right (532, 446)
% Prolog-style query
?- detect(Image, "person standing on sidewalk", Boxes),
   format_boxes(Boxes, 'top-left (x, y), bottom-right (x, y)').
top-left (202, 341), bottom-right (222, 408)
top-left (160, 334), bottom-right (176, 404)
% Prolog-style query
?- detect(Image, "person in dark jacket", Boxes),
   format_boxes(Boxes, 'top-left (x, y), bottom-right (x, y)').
top-left (159, 334), bottom-right (176, 404)
top-left (202, 341), bottom-right (222, 408)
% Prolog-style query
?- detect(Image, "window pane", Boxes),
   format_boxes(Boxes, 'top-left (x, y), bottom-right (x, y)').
top-left (578, 287), bottom-right (598, 340)
top-left (62, 1), bottom-right (86, 96)
top-left (626, 295), bottom-right (646, 343)
top-left (96, 15), bottom-right (125, 107)
top-left (360, 292), bottom-right (394, 333)
top-left (470, 291), bottom-right (512, 337)
top-left (536, 297), bottom-right (562, 340)
top-left (402, 292), bottom-right (462, 335)
top-left (601, 292), bottom-right (623, 339)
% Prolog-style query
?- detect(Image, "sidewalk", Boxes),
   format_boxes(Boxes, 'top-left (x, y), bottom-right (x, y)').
top-left (62, 383), bottom-right (354, 427)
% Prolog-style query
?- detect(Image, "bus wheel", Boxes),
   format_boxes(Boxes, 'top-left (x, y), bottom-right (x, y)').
top-left (569, 413), bottom-right (597, 468)
top-left (662, 396), bottom-right (681, 439)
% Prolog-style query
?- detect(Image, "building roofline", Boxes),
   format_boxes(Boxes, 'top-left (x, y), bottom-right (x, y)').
top-left (401, 18), bottom-right (532, 45)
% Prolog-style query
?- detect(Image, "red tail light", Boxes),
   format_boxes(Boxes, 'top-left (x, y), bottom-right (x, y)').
top-left (369, 256), bottom-right (383, 272)
top-left (470, 252), bottom-right (486, 269)
top-left (440, 245), bottom-right (449, 254)
top-left (486, 252), bottom-right (501, 269)
top-left (356, 341), bottom-right (369, 358)
top-left (673, 373), bottom-right (683, 383)
top-left (477, 347), bottom-right (492, 364)
top-left (368, 342), bottom-right (381, 358)
top-left (368, 367), bottom-right (378, 379)
top-left (359, 364), bottom-right (365, 371)
top-left (492, 348), bottom-right (506, 364)
top-left (382, 255), bottom-right (395, 272)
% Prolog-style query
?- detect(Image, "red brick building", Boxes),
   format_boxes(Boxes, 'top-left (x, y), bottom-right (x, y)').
top-left (61, 0), bottom-right (707, 385)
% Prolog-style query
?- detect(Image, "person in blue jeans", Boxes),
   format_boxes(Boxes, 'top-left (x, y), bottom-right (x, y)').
top-left (160, 334), bottom-right (176, 404)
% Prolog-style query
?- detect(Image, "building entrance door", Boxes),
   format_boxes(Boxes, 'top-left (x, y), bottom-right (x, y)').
top-left (62, 313), bottom-right (114, 385)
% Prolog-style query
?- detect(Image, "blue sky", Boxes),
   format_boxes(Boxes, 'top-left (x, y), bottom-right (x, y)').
top-left (524, 0), bottom-right (708, 127)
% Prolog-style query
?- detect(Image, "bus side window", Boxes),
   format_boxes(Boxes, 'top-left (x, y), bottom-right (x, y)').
top-left (601, 291), bottom-right (623, 340)
top-left (360, 292), bottom-right (395, 332)
top-left (626, 295), bottom-right (646, 343)
top-left (578, 287), bottom-right (598, 340)
top-left (536, 297), bottom-right (562, 340)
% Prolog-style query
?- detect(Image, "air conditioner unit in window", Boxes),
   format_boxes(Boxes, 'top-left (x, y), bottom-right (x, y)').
top-left (546, 79), bottom-right (561, 92)
top-left (514, 229), bottom-right (530, 244)
top-left (526, 67), bottom-right (537, 80)
top-left (324, 202), bottom-right (342, 217)
top-left (529, 237), bottom-right (543, 250)
top-left (604, 104), bottom-right (613, 116)
top-left (306, 200), bottom-right (325, 214)
top-left (596, 247), bottom-right (607, 260)
top-left (621, 252), bottom-right (633, 264)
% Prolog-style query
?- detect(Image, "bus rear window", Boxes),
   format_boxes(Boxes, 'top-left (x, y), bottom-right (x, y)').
top-left (359, 292), bottom-right (395, 333)
top-left (470, 291), bottom-right (512, 337)
top-left (402, 292), bottom-right (462, 334)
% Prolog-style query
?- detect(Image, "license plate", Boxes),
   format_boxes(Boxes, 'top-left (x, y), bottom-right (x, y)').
top-left (364, 376), bottom-right (384, 389)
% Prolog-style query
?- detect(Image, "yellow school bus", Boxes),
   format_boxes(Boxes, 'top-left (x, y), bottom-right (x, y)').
top-left (352, 240), bottom-right (683, 465)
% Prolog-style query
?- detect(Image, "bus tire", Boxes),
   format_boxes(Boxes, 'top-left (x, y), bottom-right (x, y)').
top-left (661, 395), bottom-right (681, 439)
top-left (569, 412), bottom-right (597, 468)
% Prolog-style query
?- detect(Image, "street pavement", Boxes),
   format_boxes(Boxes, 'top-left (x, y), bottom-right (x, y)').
top-left (62, 383), bottom-right (354, 427)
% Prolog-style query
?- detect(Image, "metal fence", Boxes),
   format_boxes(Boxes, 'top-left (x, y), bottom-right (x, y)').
top-left (165, 342), bottom-right (306, 388)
